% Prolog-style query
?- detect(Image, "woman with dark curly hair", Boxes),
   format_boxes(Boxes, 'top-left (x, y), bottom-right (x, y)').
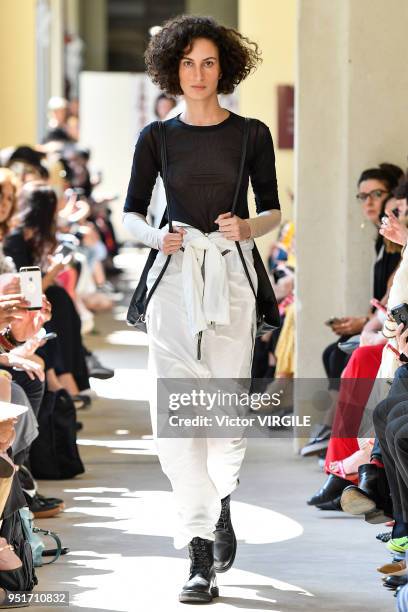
top-left (123, 14), bottom-right (281, 603)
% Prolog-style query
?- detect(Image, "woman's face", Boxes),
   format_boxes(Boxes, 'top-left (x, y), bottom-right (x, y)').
top-left (357, 179), bottom-right (389, 224)
top-left (0, 181), bottom-right (15, 224)
top-left (178, 37), bottom-right (221, 100)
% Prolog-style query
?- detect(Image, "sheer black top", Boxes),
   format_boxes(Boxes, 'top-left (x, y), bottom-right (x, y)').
top-left (123, 111), bottom-right (280, 234)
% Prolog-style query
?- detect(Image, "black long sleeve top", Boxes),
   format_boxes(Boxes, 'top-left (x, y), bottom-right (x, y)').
top-left (123, 111), bottom-right (280, 234)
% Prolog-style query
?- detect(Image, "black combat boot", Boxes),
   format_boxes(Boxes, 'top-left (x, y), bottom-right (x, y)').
top-left (179, 537), bottom-right (219, 603)
top-left (214, 495), bottom-right (237, 573)
top-left (340, 464), bottom-right (393, 523)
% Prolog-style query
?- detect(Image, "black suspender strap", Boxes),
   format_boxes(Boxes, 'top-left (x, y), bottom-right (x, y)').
top-left (142, 122), bottom-right (173, 317)
top-left (231, 117), bottom-right (250, 216)
top-left (232, 118), bottom-right (258, 301)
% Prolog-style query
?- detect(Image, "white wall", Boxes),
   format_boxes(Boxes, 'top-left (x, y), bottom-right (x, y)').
top-left (79, 71), bottom-right (162, 240)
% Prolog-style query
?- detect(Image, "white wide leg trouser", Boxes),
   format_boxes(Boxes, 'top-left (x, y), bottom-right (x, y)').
top-left (145, 224), bottom-right (257, 549)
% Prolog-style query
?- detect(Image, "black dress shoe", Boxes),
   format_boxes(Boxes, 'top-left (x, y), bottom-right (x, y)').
top-left (307, 474), bottom-right (350, 506)
top-left (316, 495), bottom-right (342, 511)
top-left (214, 495), bottom-right (237, 573)
top-left (383, 574), bottom-right (408, 590)
top-left (36, 493), bottom-right (65, 509)
top-left (340, 464), bottom-right (393, 521)
top-left (179, 537), bottom-right (219, 603)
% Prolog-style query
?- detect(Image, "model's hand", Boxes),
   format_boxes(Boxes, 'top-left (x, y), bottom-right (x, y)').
top-left (379, 209), bottom-right (408, 246)
top-left (215, 212), bottom-right (251, 241)
top-left (160, 227), bottom-right (186, 255)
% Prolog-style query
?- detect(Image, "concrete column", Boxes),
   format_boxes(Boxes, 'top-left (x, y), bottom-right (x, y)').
top-left (50, 0), bottom-right (64, 97)
top-left (238, 0), bottom-right (296, 261)
top-left (79, 0), bottom-right (107, 71)
top-left (295, 0), bottom-right (408, 379)
top-left (0, 0), bottom-right (37, 147)
top-left (65, 0), bottom-right (80, 34)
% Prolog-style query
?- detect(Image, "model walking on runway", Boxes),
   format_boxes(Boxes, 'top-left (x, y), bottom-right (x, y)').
top-left (123, 14), bottom-right (281, 603)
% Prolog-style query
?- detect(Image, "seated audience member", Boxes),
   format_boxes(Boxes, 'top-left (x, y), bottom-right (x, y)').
top-left (306, 165), bottom-right (403, 457)
top-left (3, 181), bottom-right (90, 399)
top-left (307, 174), bottom-right (408, 507)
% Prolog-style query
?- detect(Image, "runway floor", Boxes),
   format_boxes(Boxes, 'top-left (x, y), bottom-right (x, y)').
top-left (31, 251), bottom-right (395, 612)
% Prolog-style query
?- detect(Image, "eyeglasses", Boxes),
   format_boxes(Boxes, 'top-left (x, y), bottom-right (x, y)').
top-left (356, 189), bottom-right (389, 202)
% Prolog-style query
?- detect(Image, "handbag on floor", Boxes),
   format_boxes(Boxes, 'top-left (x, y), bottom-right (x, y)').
top-left (0, 508), bottom-right (37, 592)
top-left (29, 389), bottom-right (85, 480)
top-left (19, 508), bottom-right (64, 567)
top-left (126, 118), bottom-right (280, 336)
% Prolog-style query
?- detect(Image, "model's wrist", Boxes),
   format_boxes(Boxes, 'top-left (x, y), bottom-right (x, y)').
top-left (243, 220), bottom-right (252, 239)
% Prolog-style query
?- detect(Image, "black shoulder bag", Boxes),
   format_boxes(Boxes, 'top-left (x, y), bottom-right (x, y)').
top-left (233, 118), bottom-right (281, 336)
top-left (126, 118), bottom-right (281, 336)
top-left (126, 121), bottom-right (172, 332)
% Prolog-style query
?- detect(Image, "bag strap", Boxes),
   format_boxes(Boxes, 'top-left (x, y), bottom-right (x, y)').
top-left (231, 117), bottom-right (250, 216)
top-left (141, 122), bottom-right (173, 319)
top-left (232, 118), bottom-right (258, 301)
top-left (33, 527), bottom-right (63, 565)
top-left (158, 121), bottom-right (173, 232)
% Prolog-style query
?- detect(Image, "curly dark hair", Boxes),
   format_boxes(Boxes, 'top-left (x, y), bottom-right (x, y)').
top-left (144, 15), bottom-right (262, 95)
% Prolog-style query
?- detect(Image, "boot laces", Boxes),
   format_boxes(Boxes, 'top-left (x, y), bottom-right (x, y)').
top-left (215, 496), bottom-right (230, 530)
top-left (189, 537), bottom-right (212, 573)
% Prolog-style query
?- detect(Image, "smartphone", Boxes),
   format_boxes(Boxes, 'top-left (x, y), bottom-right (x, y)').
top-left (43, 332), bottom-right (57, 342)
top-left (390, 303), bottom-right (408, 331)
top-left (19, 266), bottom-right (42, 310)
top-left (36, 329), bottom-right (57, 343)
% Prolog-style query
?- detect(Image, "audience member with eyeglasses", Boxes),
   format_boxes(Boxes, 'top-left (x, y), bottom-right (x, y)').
top-left (302, 164), bottom-right (403, 458)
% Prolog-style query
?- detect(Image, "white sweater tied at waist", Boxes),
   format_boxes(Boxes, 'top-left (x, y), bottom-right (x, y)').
top-left (162, 222), bottom-right (254, 337)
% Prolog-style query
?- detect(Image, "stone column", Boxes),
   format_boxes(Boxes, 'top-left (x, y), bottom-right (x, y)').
top-left (296, 0), bottom-right (408, 379)
top-left (50, 0), bottom-right (65, 97)
top-left (79, 0), bottom-right (107, 71)
top-left (0, 0), bottom-right (36, 147)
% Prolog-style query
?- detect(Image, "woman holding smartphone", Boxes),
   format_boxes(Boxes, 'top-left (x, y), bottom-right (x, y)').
top-left (3, 182), bottom-right (90, 397)
top-left (123, 15), bottom-right (281, 603)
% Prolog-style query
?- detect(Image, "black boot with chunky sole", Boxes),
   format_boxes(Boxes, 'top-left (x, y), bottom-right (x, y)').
top-left (214, 495), bottom-right (237, 573)
top-left (179, 537), bottom-right (219, 604)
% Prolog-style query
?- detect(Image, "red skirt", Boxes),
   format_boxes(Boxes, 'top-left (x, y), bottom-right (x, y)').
top-left (324, 343), bottom-right (385, 478)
